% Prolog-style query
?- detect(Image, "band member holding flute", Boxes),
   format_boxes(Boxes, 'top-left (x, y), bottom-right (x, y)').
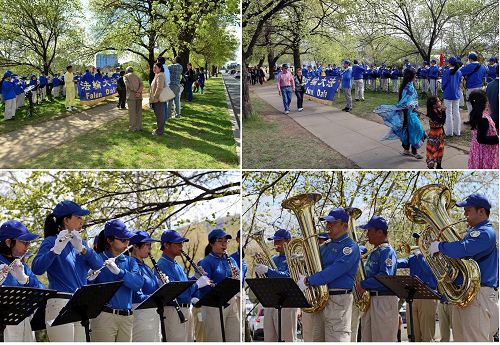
top-left (128, 230), bottom-right (162, 342)
top-left (31, 200), bottom-right (103, 341)
top-left (197, 229), bottom-right (240, 342)
top-left (156, 230), bottom-right (212, 342)
top-left (89, 219), bottom-right (144, 342)
top-left (0, 220), bottom-right (45, 341)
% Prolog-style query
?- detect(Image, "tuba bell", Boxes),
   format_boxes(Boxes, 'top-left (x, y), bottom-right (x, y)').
top-left (404, 184), bottom-right (481, 308)
top-left (249, 230), bottom-right (278, 277)
top-left (282, 193), bottom-right (329, 313)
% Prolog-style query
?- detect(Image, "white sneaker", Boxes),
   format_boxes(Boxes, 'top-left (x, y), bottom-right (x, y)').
top-left (298, 108), bottom-right (303, 112)
top-left (285, 110), bottom-right (289, 114)
top-left (66, 107), bottom-right (71, 112)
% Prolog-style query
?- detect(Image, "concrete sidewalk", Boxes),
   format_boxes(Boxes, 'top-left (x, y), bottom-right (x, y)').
top-left (254, 85), bottom-right (469, 169)
top-left (0, 97), bottom-right (150, 168)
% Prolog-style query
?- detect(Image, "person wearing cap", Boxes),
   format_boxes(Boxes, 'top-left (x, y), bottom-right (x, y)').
top-left (39, 73), bottom-right (48, 101)
top-left (196, 229), bottom-right (240, 341)
top-left (427, 193), bottom-right (498, 341)
top-left (254, 228), bottom-right (298, 342)
top-left (52, 73), bottom-right (61, 98)
top-left (352, 59), bottom-right (365, 101)
top-left (403, 59), bottom-right (413, 73)
top-left (128, 230), bottom-right (162, 342)
top-left (64, 65), bottom-right (77, 111)
top-left (460, 52), bottom-right (488, 113)
top-left (390, 65), bottom-right (400, 93)
top-left (14, 76), bottom-right (25, 110)
top-left (156, 229), bottom-right (212, 342)
top-left (421, 61), bottom-right (430, 93)
top-left (89, 219), bottom-right (144, 341)
top-left (428, 59), bottom-right (440, 96)
top-left (277, 64), bottom-right (295, 114)
top-left (2, 71), bottom-right (16, 120)
top-left (487, 57), bottom-right (498, 83)
top-left (396, 232), bottom-right (438, 341)
top-left (32, 200), bottom-right (103, 341)
top-left (0, 220), bottom-right (45, 341)
top-left (486, 64), bottom-right (499, 130)
top-left (297, 208), bottom-right (360, 341)
top-left (442, 56), bottom-right (463, 137)
top-left (341, 60), bottom-right (353, 112)
top-left (354, 215), bottom-right (398, 341)
top-left (379, 63), bottom-right (390, 92)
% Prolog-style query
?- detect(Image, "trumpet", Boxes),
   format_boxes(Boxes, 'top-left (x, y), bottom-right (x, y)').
top-left (87, 245), bottom-right (133, 280)
top-left (0, 252), bottom-right (29, 284)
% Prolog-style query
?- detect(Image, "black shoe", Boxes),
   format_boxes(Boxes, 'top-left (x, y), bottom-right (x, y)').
top-left (342, 107), bottom-right (348, 111)
top-left (347, 108), bottom-right (352, 112)
top-left (463, 121), bottom-right (470, 125)
top-left (355, 99), bottom-right (360, 101)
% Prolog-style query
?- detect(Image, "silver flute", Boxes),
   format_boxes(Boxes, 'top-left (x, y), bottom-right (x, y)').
top-left (0, 252), bottom-right (29, 283)
top-left (87, 245), bottom-right (133, 280)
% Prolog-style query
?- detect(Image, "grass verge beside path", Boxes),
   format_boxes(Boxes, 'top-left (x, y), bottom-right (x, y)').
top-left (243, 91), bottom-right (358, 169)
top-left (19, 77), bottom-right (238, 168)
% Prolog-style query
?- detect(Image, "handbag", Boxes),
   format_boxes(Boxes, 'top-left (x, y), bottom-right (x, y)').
top-left (159, 85), bottom-right (175, 102)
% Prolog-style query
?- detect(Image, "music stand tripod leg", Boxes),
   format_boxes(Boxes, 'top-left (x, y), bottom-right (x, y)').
top-left (80, 318), bottom-right (91, 342)
top-left (0, 323), bottom-right (5, 342)
top-left (277, 306), bottom-right (283, 342)
top-left (218, 306), bottom-right (226, 342)
top-left (406, 287), bottom-right (416, 343)
top-left (156, 305), bottom-right (167, 342)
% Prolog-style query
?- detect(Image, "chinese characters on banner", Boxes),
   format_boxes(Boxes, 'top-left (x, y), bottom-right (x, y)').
top-left (304, 76), bottom-right (340, 105)
top-left (78, 76), bottom-right (118, 105)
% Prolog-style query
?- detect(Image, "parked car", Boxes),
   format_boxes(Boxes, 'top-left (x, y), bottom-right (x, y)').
top-left (248, 306), bottom-right (264, 340)
top-left (234, 71), bottom-right (240, 79)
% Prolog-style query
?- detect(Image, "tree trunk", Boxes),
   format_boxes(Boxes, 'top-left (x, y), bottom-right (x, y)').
top-left (212, 65), bottom-right (217, 77)
top-left (242, 58), bottom-right (252, 120)
top-left (267, 51), bottom-right (275, 80)
top-left (257, 56), bottom-right (265, 68)
top-left (292, 44), bottom-right (301, 72)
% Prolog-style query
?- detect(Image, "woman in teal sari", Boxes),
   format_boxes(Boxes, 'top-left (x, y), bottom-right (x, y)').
top-left (374, 68), bottom-right (426, 159)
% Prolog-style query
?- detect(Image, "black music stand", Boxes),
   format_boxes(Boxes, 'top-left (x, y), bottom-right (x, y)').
top-left (0, 286), bottom-right (56, 342)
top-left (246, 278), bottom-right (310, 342)
top-left (375, 275), bottom-right (440, 342)
top-left (194, 278), bottom-right (240, 342)
top-left (135, 281), bottom-right (195, 342)
top-left (49, 281), bottom-right (123, 342)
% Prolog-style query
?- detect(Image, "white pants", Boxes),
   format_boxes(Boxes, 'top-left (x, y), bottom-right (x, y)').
top-left (391, 79), bottom-right (398, 93)
top-left (451, 286), bottom-right (499, 341)
top-left (52, 86), bottom-right (60, 98)
top-left (312, 293), bottom-right (353, 342)
top-left (163, 306), bottom-right (192, 342)
top-left (437, 302), bottom-right (452, 342)
top-left (200, 297), bottom-right (240, 341)
top-left (354, 80), bottom-right (364, 100)
top-left (4, 99), bottom-right (16, 120)
top-left (371, 80), bottom-right (376, 91)
top-left (301, 310), bottom-right (313, 342)
top-left (350, 302), bottom-right (362, 342)
top-left (423, 79), bottom-right (429, 93)
top-left (381, 79), bottom-right (389, 92)
top-left (444, 99), bottom-right (461, 136)
top-left (429, 79), bottom-right (438, 96)
top-left (264, 307), bottom-right (298, 342)
top-left (41, 86), bottom-right (47, 100)
top-left (90, 311), bottom-right (133, 342)
top-left (466, 87), bottom-right (483, 113)
top-left (406, 298), bottom-right (437, 341)
top-left (4, 317), bottom-right (34, 342)
top-left (361, 295), bottom-right (399, 342)
top-left (16, 94), bottom-right (24, 109)
top-left (459, 89), bottom-right (465, 107)
top-left (192, 306), bottom-right (204, 341)
top-left (46, 297), bottom-right (85, 341)
top-left (132, 306), bottom-right (161, 342)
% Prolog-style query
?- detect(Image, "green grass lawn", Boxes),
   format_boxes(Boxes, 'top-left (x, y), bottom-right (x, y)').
top-left (18, 77), bottom-right (238, 168)
top-left (243, 91), bottom-right (358, 169)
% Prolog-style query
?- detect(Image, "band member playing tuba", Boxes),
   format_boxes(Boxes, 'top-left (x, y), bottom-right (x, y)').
top-left (427, 193), bottom-right (499, 341)
top-left (298, 208), bottom-right (360, 342)
top-left (254, 228), bottom-right (298, 342)
top-left (355, 216), bottom-right (398, 342)
top-left (396, 232), bottom-right (438, 341)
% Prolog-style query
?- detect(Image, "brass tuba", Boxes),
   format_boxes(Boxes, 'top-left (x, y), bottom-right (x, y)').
top-left (404, 184), bottom-right (481, 308)
top-left (346, 207), bottom-right (371, 312)
top-left (282, 193), bottom-right (329, 313)
top-left (249, 230), bottom-right (278, 278)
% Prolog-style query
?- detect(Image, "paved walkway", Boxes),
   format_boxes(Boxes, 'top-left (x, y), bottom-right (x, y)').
top-left (0, 97), bottom-right (150, 168)
top-left (254, 85), bottom-right (469, 169)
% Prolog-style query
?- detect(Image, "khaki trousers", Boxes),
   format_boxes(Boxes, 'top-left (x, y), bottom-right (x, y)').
top-left (201, 297), bottom-right (240, 341)
top-left (264, 307), bottom-right (298, 342)
top-left (90, 311), bottom-right (133, 342)
top-left (406, 298), bottom-right (437, 341)
top-left (127, 98), bottom-right (143, 131)
top-left (312, 293), bottom-right (352, 342)
top-left (192, 306), bottom-right (204, 341)
top-left (4, 99), bottom-right (15, 120)
top-left (437, 302), bottom-right (452, 342)
top-left (5, 317), bottom-right (34, 342)
top-left (350, 302), bottom-right (362, 342)
top-left (46, 297), bottom-right (85, 341)
top-left (452, 286), bottom-right (499, 341)
top-left (132, 306), bottom-right (160, 342)
top-left (361, 295), bottom-right (399, 342)
top-left (302, 310), bottom-right (314, 342)
top-left (354, 80), bottom-right (364, 100)
top-left (163, 306), bottom-right (192, 342)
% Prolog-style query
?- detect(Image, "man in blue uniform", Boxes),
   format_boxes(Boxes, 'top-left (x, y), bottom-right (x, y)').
top-left (2, 72), bottom-right (16, 120)
top-left (428, 193), bottom-right (498, 341)
top-left (352, 60), bottom-right (365, 101)
top-left (371, 65), bottom-right (378, 91)
top-left (390, 65), bottom-right (400, 93)
top-left (299, 208), bottom-right (360, 341)
top-left (487, 57), bottom-right (498, 83)
top-left (421, 61), bottom-right (430, 93)
top-left (379, 63), bottom-right (390, 92)
top-left (397, 232), bottom-right (438, 341)
top-left (341, 60), bottom-right (353, 112)
top-left (355, 216), bottom-right (398, 341)
top-left (254, 229), bottom-right (298, 342)
top-left (39, 73), bottom-right (48, 101)
top-left (428, 59), bottom-right (440, 96)
top-left (460, 52), bottom-right (487, 113)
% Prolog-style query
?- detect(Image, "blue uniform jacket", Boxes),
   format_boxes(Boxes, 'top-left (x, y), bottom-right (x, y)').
top-left (197, 252), bottom-right (240, 298)
top-left (309, 233), bottom-right (360, 289)
top-left (352, 65), bottom-right (365, 80)
top-left (132, 257), bottom-right (160, 304)
top-left (89, 250), bottom-right (143, 310)
top-left (360, 243), bottom-right (397, 291)
top-left (439, 220), bottom-right (498, 288)
top-left (390, 68), bottom-right (400, 80)
top-left (39, 76), bottom-right (47, 87)
top-left (14, 81), bottom-right (23, 95)
top-left (52, 77), bottom-right (60, 87)
top-left (230, 249), bottom-right (247, 286)
top-left (441, 69), bottom-right (462, 100)
top-left (461, 62), bottom-right (487, 88)
top-left (487, 65), bottom-right (497, 83)
top-left (32, 236), bottom-right (103, 293)
top-left (380, 67), bottom-right (390, 79)
top-left (0, 254), bottom-right (45, 288)
top-left (1, 80), bottom-right (16, 100)
top-left (397, 251), bottom-right (437, 290)
top-left (428, 65), bottom-right (440, 79)
top-left (341, 67), bottom-right (353, 88)
top-left (420, 67), bottom-right (429, 78)
top-left (267, 253), bottom-right (290, 278)
top-left (157, 254), bottom-right (198, 304)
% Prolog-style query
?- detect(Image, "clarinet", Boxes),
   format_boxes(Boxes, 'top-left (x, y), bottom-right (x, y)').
top-left (224, 250), bottom-right (240, 279)
top-left (180, 250), bottom-right (215, 287)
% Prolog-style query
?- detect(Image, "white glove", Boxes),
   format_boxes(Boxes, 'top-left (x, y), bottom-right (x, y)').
top-left (428, 241), bottom-right (440, 256)
top-left (191, 297), bottom-right (200, 305)
top-left (297, 274), bottom-right (308, 292)
top-left (0, 263), bottom-right (8, 284)
top-left (254, 264), bottom-right (269, 275)
top-left (69, 230), bottom-right (84, 253)
top-left (196, 275), bottom-right (212, 289)
top-left (104, 258), bottom-right (120, 275)
top-left (51, 230), bottom-right (71, 255)
top-left (11, 259), bottom-right (28, 285)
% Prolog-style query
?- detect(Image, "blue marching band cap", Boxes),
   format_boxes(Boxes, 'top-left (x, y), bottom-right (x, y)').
top-left (0, 220), bottom-right (40, 242)
top-left (468, 52), bottom-right (478, 60)
top-left (343, 60), bottom-right (350, 65)
top-left (412, 232), bottom-right (420, 239)
top-left (208, 229), bottom-right (232, 241)
top-left (353, 59), bottom-right (359, 65)
top-left (268, 228), bottom-right (291, 241)
top-left (161, 230), bottom-right (189, 244)
top-left (104, 219), bottom-right (135, 239)
top-left (359, 216), bottom-right (388, 231)
top-left (320, 208), bottom-right (349, 223)
top-left (53, 200), bottom-right (90, 218)
top-left (129, 230), bottom-right (160, 245)
top-left (456, 193), bottom-right (491, 210)
top-left (448, 56), bottom-right (457, 64)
